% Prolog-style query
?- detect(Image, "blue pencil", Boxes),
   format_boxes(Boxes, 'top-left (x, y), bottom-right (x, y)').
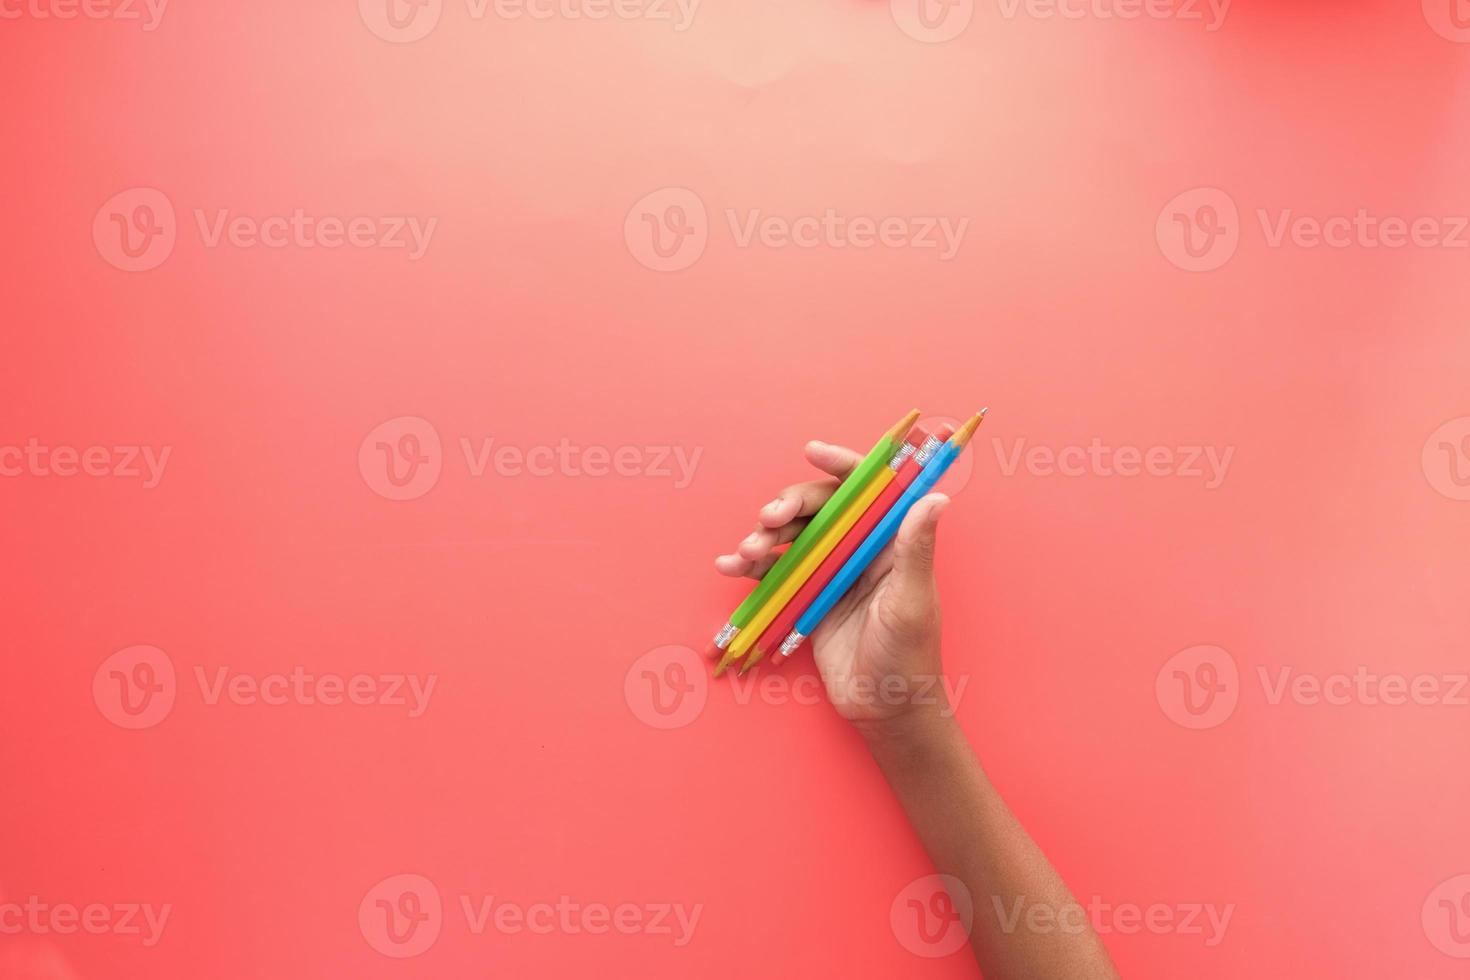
top-left (777, 410), bottom-right (985, 654)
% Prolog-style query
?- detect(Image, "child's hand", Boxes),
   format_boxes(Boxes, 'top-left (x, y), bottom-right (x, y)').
top-left (714, 440), bottom-right (951, 728)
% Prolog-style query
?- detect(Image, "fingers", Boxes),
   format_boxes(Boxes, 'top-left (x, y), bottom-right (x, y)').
top-left (713, 551), bottom-right (780, 580)
top-left (716, 440), bottom-right (862, 580)
top-left (753, 442), bottom-right (860, 528)
top-left (736, 517), bottom-right (809, 560)
top-left (756, 478), bottom-right (840, 528)
top-left (803, 440), bottom-right (863, 479)
top-left (884, 493), bottom-right (950, 627)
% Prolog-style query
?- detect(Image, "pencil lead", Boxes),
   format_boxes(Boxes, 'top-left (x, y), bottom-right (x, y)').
top-left (738, 649), bottom-right (766, 676)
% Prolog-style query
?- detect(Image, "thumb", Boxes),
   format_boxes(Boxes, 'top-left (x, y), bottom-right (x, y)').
top-left (886, 493), bottom-right (949, 621)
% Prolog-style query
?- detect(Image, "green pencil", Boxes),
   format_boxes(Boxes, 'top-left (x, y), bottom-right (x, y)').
top-left (710, 408), bottom-right (920, 672)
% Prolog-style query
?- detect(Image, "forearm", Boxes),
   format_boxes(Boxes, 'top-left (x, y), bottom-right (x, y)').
top-left (858, 705), bottom-right (1118, 980)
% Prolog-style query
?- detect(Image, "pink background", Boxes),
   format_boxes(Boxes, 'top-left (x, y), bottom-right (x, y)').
top-left (4, 0), bottom-right (1470, 976)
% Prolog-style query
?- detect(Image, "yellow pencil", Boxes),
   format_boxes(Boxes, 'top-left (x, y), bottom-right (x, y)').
top-left (716, 427), bottom-right (926, 676)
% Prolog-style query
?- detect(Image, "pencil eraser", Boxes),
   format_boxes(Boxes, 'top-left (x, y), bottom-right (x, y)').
top-left (904, 424), bottom-right (930, 446)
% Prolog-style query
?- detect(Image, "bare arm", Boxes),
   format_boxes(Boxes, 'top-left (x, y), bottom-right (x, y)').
top-left (859, 707), bottom-right (1118, 979)
top-left (716, 437), bottom-right (1118, 979)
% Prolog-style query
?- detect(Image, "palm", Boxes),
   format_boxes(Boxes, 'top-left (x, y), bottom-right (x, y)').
top-left (810, 563), bottom-right (940, 723)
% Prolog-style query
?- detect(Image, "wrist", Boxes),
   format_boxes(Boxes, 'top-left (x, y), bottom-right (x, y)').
top-left (852, 699), bottom-right (957, 751)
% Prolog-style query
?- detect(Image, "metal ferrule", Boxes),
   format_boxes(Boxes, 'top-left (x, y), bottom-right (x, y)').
top-left (713, 622), bottom-right (739, 649)
top-left (887, 441), bottom-right (918, 470)
top-left (779, 631), bottom-right (805, 655)
top-left (914, 434), bottom-right (943, 465)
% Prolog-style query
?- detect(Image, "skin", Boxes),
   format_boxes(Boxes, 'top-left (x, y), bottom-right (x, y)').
top-left (715, 439), bottom-right (1119, 980)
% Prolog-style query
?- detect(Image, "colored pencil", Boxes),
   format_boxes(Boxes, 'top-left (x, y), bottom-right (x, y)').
top-left (709, 409), bottom-right (920, 659)
top-left (778, 410), bottom-right (986, 656)
top-left (763, 424), bottom-right (952, 668)
top-left (728, 425), bottom-right (932, 675)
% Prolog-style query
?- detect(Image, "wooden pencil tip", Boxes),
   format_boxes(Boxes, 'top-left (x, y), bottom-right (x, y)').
top-left (713, 651), bottom-right (735, 677)
top-left (888, 408), bottom-right (922, 442)
top-left (951, 411), bottom-right (987, 448)
top-left (738, 650), bottom-right (766, 676)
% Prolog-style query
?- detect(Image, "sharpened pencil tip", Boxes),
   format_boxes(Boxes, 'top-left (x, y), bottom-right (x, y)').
top-left (951, 411), bottom-right (986, 448)
top-left (738, 650), bottom-right (766, 676)
top-left (713, 651), bottom-right (736, 677)
top-left (888, 408), bottom-right (922, 443)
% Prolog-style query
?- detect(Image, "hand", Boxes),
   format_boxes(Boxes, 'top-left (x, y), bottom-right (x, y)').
top-left (714, 439), bottom-right (952, 728)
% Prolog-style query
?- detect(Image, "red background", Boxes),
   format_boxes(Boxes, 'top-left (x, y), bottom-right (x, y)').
top-left (3, 0), bottom-right (1470, 976)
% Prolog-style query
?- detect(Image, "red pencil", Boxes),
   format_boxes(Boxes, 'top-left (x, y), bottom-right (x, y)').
top-left (758, 424), bottom-right (955, 667)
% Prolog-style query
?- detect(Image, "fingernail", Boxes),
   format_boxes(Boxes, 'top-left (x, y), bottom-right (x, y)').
top-left (763, 497), bottom-right (783, 513)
